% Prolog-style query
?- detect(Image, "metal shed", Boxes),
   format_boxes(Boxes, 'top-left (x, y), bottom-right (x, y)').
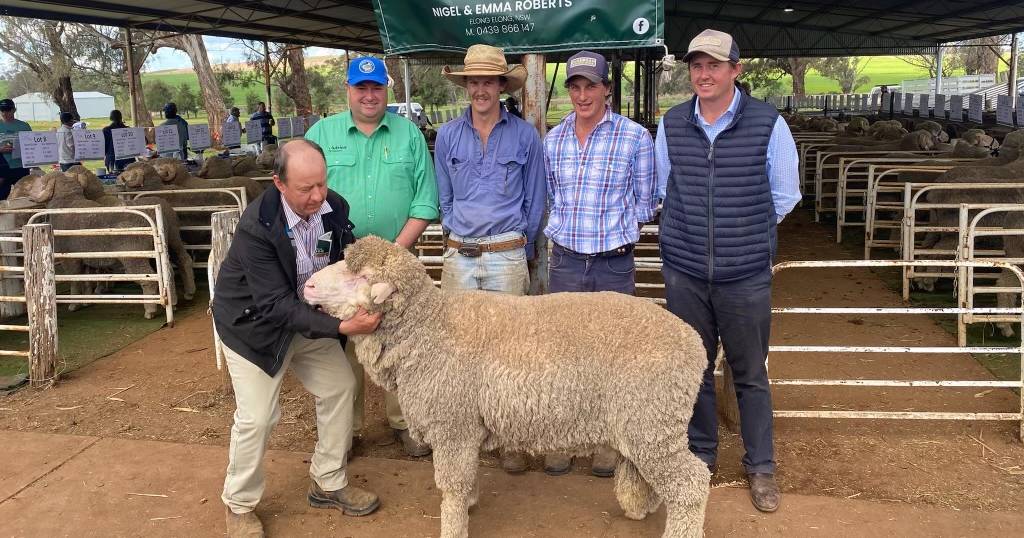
top-left (11, 91), bottom-right (115, 122)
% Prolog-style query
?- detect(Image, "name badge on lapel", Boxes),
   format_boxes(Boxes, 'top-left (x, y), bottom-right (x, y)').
top-left (315, 231), bottom-right (332, 257)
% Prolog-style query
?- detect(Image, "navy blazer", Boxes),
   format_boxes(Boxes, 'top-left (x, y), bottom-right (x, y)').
top-left (213, 188), bottom-right (356, 376)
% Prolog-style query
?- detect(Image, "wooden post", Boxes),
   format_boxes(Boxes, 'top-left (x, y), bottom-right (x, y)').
top-left (209, 210), bottom-right (240, 395)
top-left (124, 29), bottom-right (141, 128)
top-left (522, 54), bottom-right (549, 296)
top-left (611, 51), bottom-right (622, 114)
top-left (630, 49), bottom-right (638, 121)
top-left (1009, 33), bottom-right (1019, 110)
top-left (0, 207), bottom-right (27, 319)
top-left (23, 224), bottom-right (57, 388)
top-left (263, 41), bottom-right (273, 114)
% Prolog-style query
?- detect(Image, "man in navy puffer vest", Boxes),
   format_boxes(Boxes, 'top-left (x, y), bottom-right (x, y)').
top-left (655, 29), bottom-right (801, 513)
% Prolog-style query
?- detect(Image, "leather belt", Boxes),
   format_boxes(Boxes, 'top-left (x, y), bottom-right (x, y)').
top-left (556, 242), bottom-right (634, 258)
top-left (446, 236), bottom-right (527, 257)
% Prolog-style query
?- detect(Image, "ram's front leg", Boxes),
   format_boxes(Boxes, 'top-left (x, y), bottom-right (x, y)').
top-left (433, 443), bottom-right (481, 538)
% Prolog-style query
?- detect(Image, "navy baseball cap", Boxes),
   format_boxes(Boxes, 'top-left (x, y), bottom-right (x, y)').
top-left (0, 99), bottom-right (14, 111)
top-left (347, 57), bottom-right (389, 86)
top-left (565, 51), bottom-right (609, 85)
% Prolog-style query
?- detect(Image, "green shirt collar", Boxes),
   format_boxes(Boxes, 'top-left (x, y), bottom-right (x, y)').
top-left (343, 110), bottom-right (393, 136)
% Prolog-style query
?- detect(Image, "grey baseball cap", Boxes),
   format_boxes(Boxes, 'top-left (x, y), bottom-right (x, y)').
top-left (565, 51), bottom-right (609, 84)
top-left (682, 29), bottom-right (740, 63)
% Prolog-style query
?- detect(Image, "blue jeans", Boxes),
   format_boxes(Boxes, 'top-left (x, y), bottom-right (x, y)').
top-left (548, 243), bottom-right (635, 294)
top-left (662, 264), bottom-right (775, 475)
top-left (441, 231), bottom-right (529, 295)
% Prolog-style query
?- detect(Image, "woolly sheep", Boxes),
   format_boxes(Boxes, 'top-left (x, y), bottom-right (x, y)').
top-left (302, 237), bottom-right (710, 538)
top-left (15, 169), bottom-right (195, 317)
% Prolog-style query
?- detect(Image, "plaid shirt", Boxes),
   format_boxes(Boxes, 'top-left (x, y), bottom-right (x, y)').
top-left (543, 107), bottom-right (656, 254)
top-left (281, 194), bottom-right (333, 289)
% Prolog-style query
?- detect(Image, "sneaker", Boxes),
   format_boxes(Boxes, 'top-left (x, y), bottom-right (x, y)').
top-left (225, 507), bottom-right (264, 538)
top-left (747, 473), bottom-right (780, 513)
top-left (500, 450), bottom-right (528, 474)
top-left (590, 446), bottom-right (618, 477)
top-left (543, 453), bottom-right (572, 476)
top-left (394, 428), bottom-right (431, 457)
top-left (308, 481), bottom-right (381, 517)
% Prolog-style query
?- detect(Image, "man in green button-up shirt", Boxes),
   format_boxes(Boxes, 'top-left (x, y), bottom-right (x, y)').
top-left (305, 56), bottom-right (439, 458)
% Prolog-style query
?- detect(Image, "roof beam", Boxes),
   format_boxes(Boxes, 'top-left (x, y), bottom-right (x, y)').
top-left (868, 0), bottom-right (1019, 36)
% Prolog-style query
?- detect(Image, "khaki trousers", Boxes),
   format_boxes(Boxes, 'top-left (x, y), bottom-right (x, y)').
top-left (221, 334), bottom-right (355, 514)
top-left (345, 339), bottom-right (406, 431)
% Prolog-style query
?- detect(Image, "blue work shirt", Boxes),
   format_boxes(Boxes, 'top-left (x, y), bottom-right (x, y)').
top-left (434, 107), bottom-right (546, 257)
top-left (655, 88), bottom-right (801, 222)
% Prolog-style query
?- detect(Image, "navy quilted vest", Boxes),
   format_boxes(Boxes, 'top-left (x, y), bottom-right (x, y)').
top-left (660, 93), bottom-right (778, 282)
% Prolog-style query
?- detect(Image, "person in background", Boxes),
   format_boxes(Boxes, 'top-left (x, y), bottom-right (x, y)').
top-left (57, 111), bottom-right (81, 172)
top-left (250, 102), bottom-right (276, 146)
top-left (504, 95), bottom-right (523, 119)
top-left (102, 110), bottom-right (134, 173)
top-left (160, 102), bottom-right (189, 160)
top-left (0, 98), bottom-right (32, 200)
top-left (72, 114), bottom-right (87, 130)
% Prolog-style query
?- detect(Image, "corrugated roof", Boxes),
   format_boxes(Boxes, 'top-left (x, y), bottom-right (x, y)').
top-left (2, 1), bottom-right (1023, 57)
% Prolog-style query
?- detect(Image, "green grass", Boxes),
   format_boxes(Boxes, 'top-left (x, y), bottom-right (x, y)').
top-left (0, 282), bottom-right (210, 378)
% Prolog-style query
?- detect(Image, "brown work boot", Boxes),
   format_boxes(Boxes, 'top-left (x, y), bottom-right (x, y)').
top-left (500, 450), bottom-right (528, 474)
top-left (225, 507), bottom-right (264, 538)
top-left (394, 428), bottom-right (431, 457)
top-left (748, 473), bottom-right (780, 513)
top-left (308, 481), bottom-right (381, 516)
top-left (590, 446), bottom-right (618, 477)
top-left (543, 453), bottom-right (572, 476)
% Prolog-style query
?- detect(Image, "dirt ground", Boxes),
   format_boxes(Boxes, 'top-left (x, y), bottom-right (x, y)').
top-left (2, 207), bottom-right (1023, 526)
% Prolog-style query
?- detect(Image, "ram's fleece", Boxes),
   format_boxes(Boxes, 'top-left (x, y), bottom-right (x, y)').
top-left (303, 236), bottom-right (710, 538)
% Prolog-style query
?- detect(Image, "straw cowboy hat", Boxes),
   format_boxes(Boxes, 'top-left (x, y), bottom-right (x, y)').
top-left (442, 44), bottom-right (527, 93)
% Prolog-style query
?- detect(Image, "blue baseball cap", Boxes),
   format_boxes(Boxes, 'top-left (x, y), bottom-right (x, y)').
top-left (347, 57), bottom-right (388, 86)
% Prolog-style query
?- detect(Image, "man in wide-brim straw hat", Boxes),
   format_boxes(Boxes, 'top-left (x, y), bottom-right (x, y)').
top-left (441, 44), bottom-right (528, 93)
top-left (434, 43), bottom-right (546, 476)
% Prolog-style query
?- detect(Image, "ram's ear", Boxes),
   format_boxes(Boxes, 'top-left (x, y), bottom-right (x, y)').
top-left (29, 174), bottom-right (56, 203)
top-left (369, 282), bottom-right (395, 304)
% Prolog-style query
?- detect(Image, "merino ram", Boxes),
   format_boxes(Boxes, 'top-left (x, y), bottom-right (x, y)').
top-left (302, 237), bottom-right (710, 538)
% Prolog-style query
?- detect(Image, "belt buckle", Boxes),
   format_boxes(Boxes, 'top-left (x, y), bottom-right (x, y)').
top-left (458, 242), bottom-right (482, 257)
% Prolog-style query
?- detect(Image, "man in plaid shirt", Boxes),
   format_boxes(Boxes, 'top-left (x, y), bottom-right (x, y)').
top-left (541, 50), bottom-right (657, 477)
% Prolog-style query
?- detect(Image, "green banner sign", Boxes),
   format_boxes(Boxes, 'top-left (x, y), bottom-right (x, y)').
top-left (372, 0), bottom-right (664, 55)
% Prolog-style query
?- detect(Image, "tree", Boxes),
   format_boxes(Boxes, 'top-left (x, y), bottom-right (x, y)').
top-left (899, 52), bottom-right (961, 78)
top-left (956, 36), bottom-right (1007, 75)
top-left (244, 91), bottom-right (261, 115)
top-left (308, 69), bottom-right (341, 115)
top-left (816, 57), bottom-right (871, 93)
top-left (155, 34), bottom-right (227, 136)
top-left (0, 18), bottom-right (79, 116)
top-left (780, 58), bottom-right (818, 97)
top-left (656, 64), bottom-right (690, 96)
top-left (70, 25), bottom-right (159, 127)
top-left (145, 80), bottom-right (174, 113)
top-left (237, 42), bottom-right (315, 115)
top-left (273, 88), bottom-right (294, 116)
top-left (5, 69), bottom-right (45, 97)
top-left (412, 62), bottom-right (454, 110)
top-left (175, 83), bottom-right (199, 118)
top-left (740, 59), bottom-right (786, 97)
